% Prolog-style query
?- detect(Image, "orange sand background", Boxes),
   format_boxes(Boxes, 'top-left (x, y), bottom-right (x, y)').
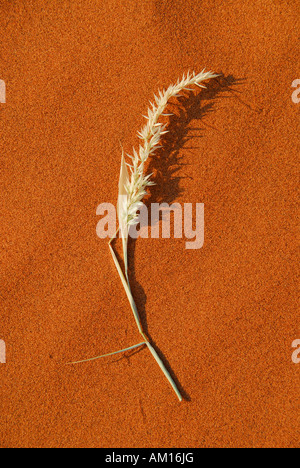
top-left (0, 0), bottom-right (299, 448)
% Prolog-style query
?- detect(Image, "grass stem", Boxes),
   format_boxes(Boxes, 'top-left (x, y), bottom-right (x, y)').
top-left (68, 341), bottom-right (146, 365)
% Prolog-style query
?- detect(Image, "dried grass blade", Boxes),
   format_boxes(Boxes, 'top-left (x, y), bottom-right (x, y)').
top-left (109, 243), bottom-right (143, 334)
top-left (146, 342), bottom-right (183, 402)
top-left (118, 152), bottom-right (130, 277)
top-left (68, 342), bottom-right (146, 365)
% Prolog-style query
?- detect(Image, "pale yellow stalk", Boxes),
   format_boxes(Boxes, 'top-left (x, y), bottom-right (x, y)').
top-left (71, 70), bottom-right (218, 402)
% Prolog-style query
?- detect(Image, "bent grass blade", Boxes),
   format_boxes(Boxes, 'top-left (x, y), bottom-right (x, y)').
top-left (109, 239), bottom-right (183, 401)
top-left (68, 342), bottom-right (146, 365)
top-left (118, 151), bottom-right (130, 280)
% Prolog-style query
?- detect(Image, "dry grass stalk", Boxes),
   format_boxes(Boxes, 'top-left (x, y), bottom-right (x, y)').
top-left (70, 70), bottom-right (218, 401)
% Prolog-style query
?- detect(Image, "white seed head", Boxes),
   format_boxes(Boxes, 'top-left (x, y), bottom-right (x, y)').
top-left (119, 69), bottom-right (218, 227)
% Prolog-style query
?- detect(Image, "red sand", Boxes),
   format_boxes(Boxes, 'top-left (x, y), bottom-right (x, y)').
top-left (0, 0), bottom-right (299, 448)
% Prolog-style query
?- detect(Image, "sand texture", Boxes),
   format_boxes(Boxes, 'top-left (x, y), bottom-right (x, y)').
top-left (0, 0), bottom-right (299, 448)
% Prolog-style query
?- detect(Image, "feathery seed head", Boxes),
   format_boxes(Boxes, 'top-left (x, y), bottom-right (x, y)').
top-left (118, 69), bottom-right (218, 229)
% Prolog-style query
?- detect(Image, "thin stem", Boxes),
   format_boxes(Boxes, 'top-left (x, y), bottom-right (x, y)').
top-left (109, 243), bottom-right (143, 335)
top-left (145, 341), bottom-right (183, 402)
top-left (109, 240), bottom-right (183, 402)
top-left (122, 234), bottom-right (129, 282)
top-left (67, 341), bottom-right (146, 365)
top-left (109, 227), bottom-right (120, 245)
